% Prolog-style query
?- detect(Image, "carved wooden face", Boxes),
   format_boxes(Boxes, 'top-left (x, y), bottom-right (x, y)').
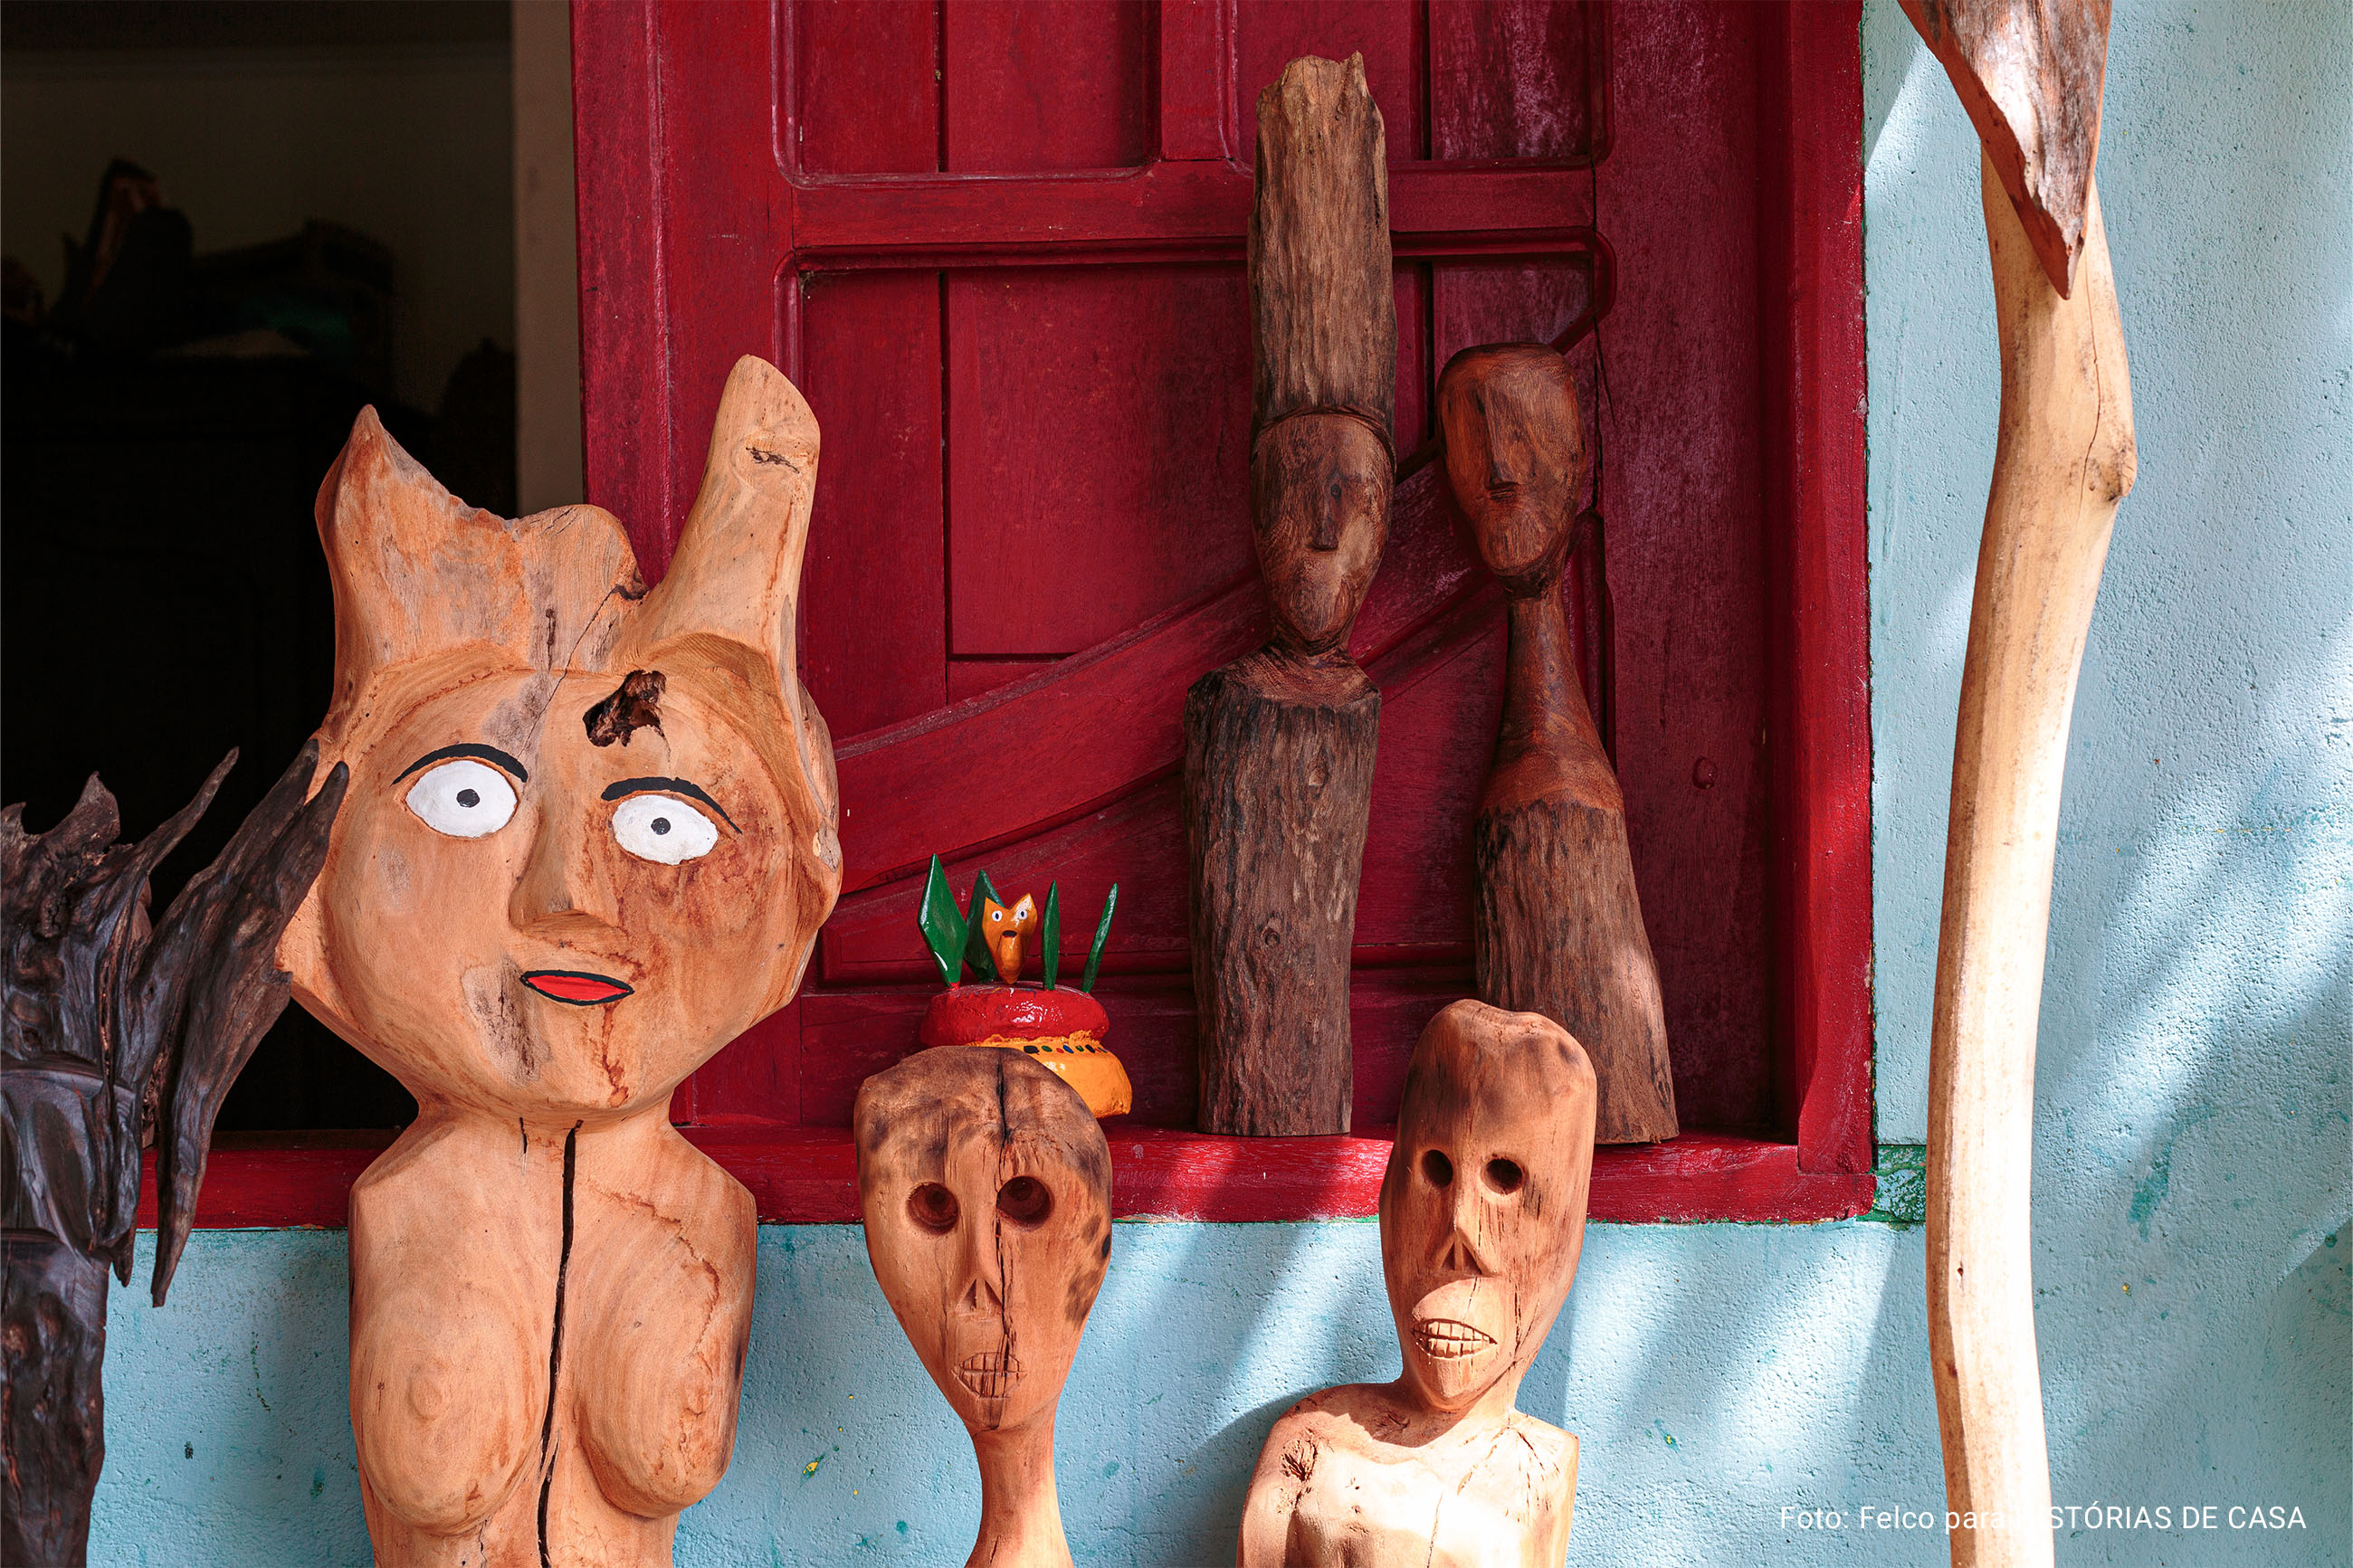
top-left (1437, 345), bottom-right (1583, 593)
top-left (282, 356), bottom-right (843, 1119)
top-left (855, 1046), bottom-right (1113, 1435)
top-left (1250, 413), bottom-right (1392, 655)
top-left (1378, 1000), bottom-right (1596, 1414)
top-left (980, 893), bottom-right (1037, 984)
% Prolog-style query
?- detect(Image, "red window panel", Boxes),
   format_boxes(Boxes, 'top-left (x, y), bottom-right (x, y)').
top-left (169, 1), bottom-right (1871, 1230)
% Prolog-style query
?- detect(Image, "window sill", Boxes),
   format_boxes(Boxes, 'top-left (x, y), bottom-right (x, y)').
top-left (143, 1126), bottom-right (1872, 1229)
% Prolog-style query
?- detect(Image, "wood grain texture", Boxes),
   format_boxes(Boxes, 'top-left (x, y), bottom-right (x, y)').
top-left (1237, 1001), bottom-right (1596, 1565)
top-left (1900, 0), bottom-right (2111, 298)
top-left (283, 356), bottom-right (842, 1566)
top-left (1249, 54), bottom-right (1396, 439)
top-left (1186, 653), bottom-right (1381, 1136)
top-left (1442, 343), bottom-right (1675, 1145)
top-left (1, 743), bottom-right (344, 1565)
top-left (1187, 55), bottom-right (1396, 1137)
top-left (856, 1047), bottom-right (1113, 1568)
top-left (1925, 163), bottom-right (2134, 1568)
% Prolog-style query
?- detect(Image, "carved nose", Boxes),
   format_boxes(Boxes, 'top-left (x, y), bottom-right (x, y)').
top-left (950, 1216), bottom-right (1005, 1316)
top-left (509, 807), bottom-right (620, 933)
top-left (1310, 485), bottom-right (1344, 551)
top-left (1434, 1191), bottom-right (1495, 1277)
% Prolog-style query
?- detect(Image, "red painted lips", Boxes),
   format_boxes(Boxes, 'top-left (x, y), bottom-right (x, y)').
top-left (521, 970), bottom-right (634, 1006)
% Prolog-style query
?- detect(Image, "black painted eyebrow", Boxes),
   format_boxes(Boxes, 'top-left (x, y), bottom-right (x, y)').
top-left (395, 743), bottom-right (529, 784)
top-left (601, 776), bottom-right (738, 832)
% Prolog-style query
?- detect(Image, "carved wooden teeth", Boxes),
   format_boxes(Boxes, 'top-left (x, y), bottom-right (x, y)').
top-left (956, 1351), bottom-right (1025, 1398)
top-left (1412, 1320), bottom-right (1496, 1359)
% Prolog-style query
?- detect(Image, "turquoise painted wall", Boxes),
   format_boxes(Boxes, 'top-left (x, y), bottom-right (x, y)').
top-left (84, 2), bottom-right (2348, 1563)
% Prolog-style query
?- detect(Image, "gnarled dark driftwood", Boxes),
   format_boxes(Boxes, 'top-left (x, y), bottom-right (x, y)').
top-left (2, 742), bottom-right (346, 1566)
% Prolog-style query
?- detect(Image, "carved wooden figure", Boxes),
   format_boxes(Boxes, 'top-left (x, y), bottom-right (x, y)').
top-left (1238, 1000), bottom-right (1596, 1565)
top-left (3, 745), bottom-right (345, 1567)
top-left (1899, 5), bottom-right (2136, 1566)
top-left (279, 356), bottom-right (843, 1567)
top-left (1186, 53), bottom-right (1395, 1136)
top-left (855, 1046), bottom-right (1114, 1568)
top-left (1438, 344), bottom-right (1678, 1145)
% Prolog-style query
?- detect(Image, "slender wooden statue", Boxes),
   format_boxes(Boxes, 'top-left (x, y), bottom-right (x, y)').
top-left (1438, 344), bottom-right (1677, 1145)
top-left (1900, 5), bottom-right (2136, 1567)
top-left (2, 746), bottom-right (345, 1567)
top-left (1238, 1000), bottom-right (1596, 1565)
top-left (855, 1045), bottom-right (1114, 1568)
top-left (1186, 54), bottom-right (1395, 1136)
top-left (279, 356), bottom-right (843, 1567)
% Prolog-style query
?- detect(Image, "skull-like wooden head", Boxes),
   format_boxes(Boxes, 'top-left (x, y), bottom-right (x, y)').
top-left (1379, 999), bottom-right (1596, 1414)
top-left (278, 356), bottom-right (843, 1120)
top-left (855, 1045), bottom-right (1114, 1436)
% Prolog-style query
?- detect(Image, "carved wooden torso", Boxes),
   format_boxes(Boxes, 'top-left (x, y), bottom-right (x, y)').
top-left (1256, 1388), bottom-right (1575, 1568)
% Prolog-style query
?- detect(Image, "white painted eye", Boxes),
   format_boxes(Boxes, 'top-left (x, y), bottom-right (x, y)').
top-left (405, 759), bottom-right (518, 839)
top-left (611, 794), bottom-right (719, 865)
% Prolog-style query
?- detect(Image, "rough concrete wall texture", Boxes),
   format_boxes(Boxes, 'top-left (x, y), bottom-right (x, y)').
top-left (81, 1), bottom-right (2347, 1563)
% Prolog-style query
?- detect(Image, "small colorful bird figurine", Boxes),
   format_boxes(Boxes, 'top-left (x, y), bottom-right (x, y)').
top-left (980, 892), bottom-right (1038, 983)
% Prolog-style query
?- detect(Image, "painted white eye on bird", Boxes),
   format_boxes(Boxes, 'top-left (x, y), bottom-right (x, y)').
top-left (405, 759), bottom-right (519, 839)
top-left (611, 794), bottom-right (719, 865)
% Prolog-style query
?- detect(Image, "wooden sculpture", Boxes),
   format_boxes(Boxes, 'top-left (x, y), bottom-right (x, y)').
top-left (278, 355), bottom-right (843, 1567)
top-left (855, 1045), bottom-right (1114, 1568)
top-left (1439, 344), bottom-right (1678, 1145)
top-left (2, 746), bottom-right (346, 1568)
top-left (1239, 1000), bottom-right (1596, 1565)
top-left (1900, 5), bottom-right (2136, 1566)
top-left (1186, 54), bottom-right (1396, 1136)
top-left (915, 858), bottom-right (1130, 1117)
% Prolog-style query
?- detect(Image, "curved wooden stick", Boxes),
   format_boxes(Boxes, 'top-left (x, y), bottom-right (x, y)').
top-left (1927, 157), bottom-right (2134, 1568)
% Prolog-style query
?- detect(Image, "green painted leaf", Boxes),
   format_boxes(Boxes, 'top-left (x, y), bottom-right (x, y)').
top-left (960, 868), bottom-right (1002, 984)
top-left (1040, 882), bottom-right (1062, 991)
top-left (917, 855), bottom-right (966, 988)
top-left (1080, 883), bottom-right (1118, 993)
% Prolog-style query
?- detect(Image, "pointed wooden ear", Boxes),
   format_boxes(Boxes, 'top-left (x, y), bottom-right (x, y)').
top-left (631, 356), bottom-right (820, 686)
top-left (315, 407), bottom-right (642, 724)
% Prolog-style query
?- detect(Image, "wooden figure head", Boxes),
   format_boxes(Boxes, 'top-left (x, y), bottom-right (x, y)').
top-left (280, 355), bottom-right (843, 1121)
top-left (855, 1045), bottom-right (1113, 1437)
top-left (1247, 52), bottom-right (1396, 660)
top-left (1378, 1000), bottom-right (1596, 1415)
top-left (979, 891), bottom-right (1038, 984)
top-left (1438, 343), bottom-right (1585, 595)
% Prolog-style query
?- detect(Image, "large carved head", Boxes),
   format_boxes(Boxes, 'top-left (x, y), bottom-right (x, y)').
top-left (1250, 413), bottom-right (1392, 657)
top-left (280, 356), bottom-right (843, 1120)
top-left (855, 1046), bottom-right (1113, 1436)
top-left (1437, 343), bottom-right (1584, 595)
top-left (1379, 1000), bottom-right (1596, 1415)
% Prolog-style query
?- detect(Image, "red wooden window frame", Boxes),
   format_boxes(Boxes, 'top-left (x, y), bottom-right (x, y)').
top-left (155, 1), bottom-right (1870, 1233)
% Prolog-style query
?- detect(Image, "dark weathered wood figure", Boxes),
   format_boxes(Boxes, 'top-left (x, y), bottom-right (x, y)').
top-left (1186, 54), bottom-right (1395, 1136)
top-left (1439, 344), bottom-right (1677, 1145)
top-left (2, 743), bottom-right (347, 1567)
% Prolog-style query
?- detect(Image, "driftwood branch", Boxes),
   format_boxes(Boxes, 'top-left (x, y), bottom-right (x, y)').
top-left (1, 743), bottom-right (345, 1565)
top-left (1926, 158), bottom-right (2135, 1568)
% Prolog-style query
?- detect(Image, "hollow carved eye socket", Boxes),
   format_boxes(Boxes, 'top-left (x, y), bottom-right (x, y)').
top-left (996, 1175), bottom-right (1052, 1226)
top-left (611, 794), bottom-right (719, 865)
top-left (1483, 1157), bottom-right (1525, 1195)
top-left (908, 1183), bottom-right (958, 1234)
top-left (1421, 1148), bottom-right (1454, 1188)
top-left (405, 759), bottom-right (518, 839)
